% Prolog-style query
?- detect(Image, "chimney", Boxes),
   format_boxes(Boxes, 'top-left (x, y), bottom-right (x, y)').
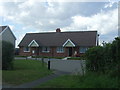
top-left (56, 28), bottom-right (61, 32)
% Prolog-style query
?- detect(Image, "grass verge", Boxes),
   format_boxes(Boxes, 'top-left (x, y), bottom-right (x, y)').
top-left (2, 59), bottom-right (52, 85)
top-left (67, 57), bottom-right (83, 60)
top-left (35, 72), bottom-right (118, 88)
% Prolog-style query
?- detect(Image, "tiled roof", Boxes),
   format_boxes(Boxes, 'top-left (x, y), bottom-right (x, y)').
top-left (18, 31), bottom-right (97, 47)
top-left (0, 26), bottom-right (7, 33)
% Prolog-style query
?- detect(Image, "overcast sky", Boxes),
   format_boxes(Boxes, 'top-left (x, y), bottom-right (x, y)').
top-left (0, 0), bottom-right (119, 47)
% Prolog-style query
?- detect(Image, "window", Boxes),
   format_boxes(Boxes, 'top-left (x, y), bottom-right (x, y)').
top-left (42, 47), bottom-right (50, 53)
top-left (56, 47), bottom-right (64, 53)
top-left (79, 47), bottom-right (88, 53)
top-left (24, 47), bottom-right (30, 52)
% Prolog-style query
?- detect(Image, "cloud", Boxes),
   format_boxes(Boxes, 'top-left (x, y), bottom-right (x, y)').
top-left (9, 25), bottom-right (15, 30)
top-left (118, 1), bottom-right (120, 37)
top-left (16, 33), bottom-right (25, 47)
top-left (0, 3), bottom-right (3, 17)
top-left (1, 1), bottom-right (118, 46)
top-left (63, 8), bottom-right (118, 34)
top-left (104, 1), bottom-right (117, 8)
top-left (62, 8), bottom-right (118, 44)
top-left (1, 2), bottom-right (108, 30)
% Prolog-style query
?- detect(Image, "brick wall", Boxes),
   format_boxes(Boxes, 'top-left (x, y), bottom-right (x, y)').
top-left (19, 46), bottom-right (86, 57)
top-left (19, 47), bottom-right (31, 56)
top-left (39, 47), bottom-right (66, 57)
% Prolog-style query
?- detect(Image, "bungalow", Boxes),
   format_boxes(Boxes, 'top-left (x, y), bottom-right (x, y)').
top-left (18, 28), bottom-right (98, 57)
top-left (0, 25), bottom-right (16, 47)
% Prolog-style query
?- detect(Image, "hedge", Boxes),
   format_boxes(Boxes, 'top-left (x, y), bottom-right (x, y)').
top-left (2, 41), bottom-right (14, 70)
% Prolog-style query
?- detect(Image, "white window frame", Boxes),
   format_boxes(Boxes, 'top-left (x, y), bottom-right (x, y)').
top-left (79, 47), bottom-right (88, 53)
top-left (24, 47), bottom-right (30, 52)
top-left (56, 47), bottom-right (64, 53)
top-left (42, 47), bottom-right (50, 53)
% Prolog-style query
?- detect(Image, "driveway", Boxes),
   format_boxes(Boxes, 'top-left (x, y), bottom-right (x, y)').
top-left (15, 57), bottom-right (86, 75)
top-left (47, 59), bottom-right (86, 75)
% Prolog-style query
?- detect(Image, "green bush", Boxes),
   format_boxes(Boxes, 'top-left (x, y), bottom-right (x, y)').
top-left (85, 37), bottom-right (120, 76)
top-left (2, 41), bottom-right (14, 70)
top-left (85, 46), bottom-right (105, 72)
top-left (111, 37), bottom-right (120, 63)
top-left (110, 37), bottom-right (120, 78)
top-left (104, 38), bottom-right (120, 76)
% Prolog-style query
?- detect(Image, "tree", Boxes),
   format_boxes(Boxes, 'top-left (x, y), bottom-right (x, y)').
top-left (2, 41), bottom-right (14, 70)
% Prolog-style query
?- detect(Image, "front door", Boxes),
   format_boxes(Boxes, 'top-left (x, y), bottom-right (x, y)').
top-left (68, 47), bottom-right (72, 56)
top-left (32, 49), bottom-right (35, 56)
top-left (31, 48), bottom-right (39, 56)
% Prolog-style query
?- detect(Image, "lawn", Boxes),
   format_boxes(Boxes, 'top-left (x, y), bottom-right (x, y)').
top-left (35, 72), bottom-right (118, 88)
top-left (2, 59), bottom-right (52, 85)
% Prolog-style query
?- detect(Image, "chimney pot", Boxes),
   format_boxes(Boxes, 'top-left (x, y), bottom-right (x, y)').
top-left (56, 28), bottom-right (61, 32)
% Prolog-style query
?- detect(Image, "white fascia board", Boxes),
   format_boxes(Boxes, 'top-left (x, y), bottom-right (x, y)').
top-left (28, 40), bottom-right (39, 47)
top-left (63, 39), bottom-right (75, 47)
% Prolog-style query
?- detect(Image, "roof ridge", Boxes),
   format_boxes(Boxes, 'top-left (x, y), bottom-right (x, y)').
top-left (26, 30), bottom-right (97, 34)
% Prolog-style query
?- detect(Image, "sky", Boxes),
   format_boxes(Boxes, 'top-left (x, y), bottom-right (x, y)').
top-left (0, 0), bottom-right (119, 48)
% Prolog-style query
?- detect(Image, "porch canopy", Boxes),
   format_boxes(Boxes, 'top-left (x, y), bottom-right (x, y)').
top-left (63, 39), bottom-right (75, 47)
top-left (28, 40), bottom-right (39, 47)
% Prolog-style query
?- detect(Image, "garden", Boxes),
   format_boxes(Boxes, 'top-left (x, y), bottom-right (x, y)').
top-left (35, 37), bottom-right (120, 88)
top-left (2, 37), bottom-right (120, 88)
top-left (2, 41), bottom-right (52, 85)
top-left (2, 60), bottom-right (52, 85)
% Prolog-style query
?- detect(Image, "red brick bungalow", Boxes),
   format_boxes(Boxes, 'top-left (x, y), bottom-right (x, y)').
top-left (18, 28), bottom-right (98, 57)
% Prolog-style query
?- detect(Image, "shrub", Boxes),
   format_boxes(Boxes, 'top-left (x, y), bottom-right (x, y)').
top-left (85, 37), bottom-right (120, 76)
top-left (104, 38), bottom-right (120, 76)
top-left (111, 37), bottom-right (120, 63)
top-left (2, 41), bottom-right (14, 70)
top-left (85, 46), bottom-right (105, 72)
top-left (110, 37), bottom-right (120, 78)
